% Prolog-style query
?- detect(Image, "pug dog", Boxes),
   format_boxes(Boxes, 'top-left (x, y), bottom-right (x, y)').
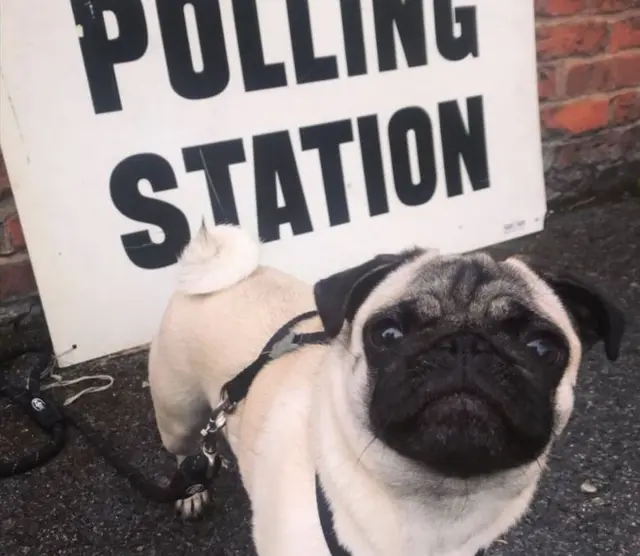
top-left (148, 224), bottom-right (624, 556)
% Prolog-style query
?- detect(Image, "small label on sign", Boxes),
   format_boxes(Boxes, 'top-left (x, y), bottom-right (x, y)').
top-left (504, 220), bottom-right (526, 235)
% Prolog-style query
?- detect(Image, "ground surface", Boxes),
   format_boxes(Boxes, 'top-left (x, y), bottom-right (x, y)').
top-left (1, 196), bottom-right (639, 556)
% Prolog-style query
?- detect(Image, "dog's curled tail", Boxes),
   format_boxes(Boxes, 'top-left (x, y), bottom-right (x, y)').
top-left (176, 222), bottom-right (260, 295)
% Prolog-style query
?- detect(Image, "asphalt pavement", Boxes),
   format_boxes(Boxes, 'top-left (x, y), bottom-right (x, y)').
top-left (1, 193), bottom-right (639, 556)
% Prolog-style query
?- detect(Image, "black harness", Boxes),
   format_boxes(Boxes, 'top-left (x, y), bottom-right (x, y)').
top-left (316, 475), bottom-right (351, 556)
top-left (317, 471), bottom-right (485, 555)
top-left (208, 311), bottom-right (487, 556)
top-left (205, 310), bottom-right (357, 555)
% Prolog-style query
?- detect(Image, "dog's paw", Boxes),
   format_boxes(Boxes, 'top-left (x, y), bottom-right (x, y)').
top-left (175, 488), bottom-right (211, 520)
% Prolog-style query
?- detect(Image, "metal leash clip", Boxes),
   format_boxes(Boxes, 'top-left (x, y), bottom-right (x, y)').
top-left (200, 390), bottom-right (235, 468)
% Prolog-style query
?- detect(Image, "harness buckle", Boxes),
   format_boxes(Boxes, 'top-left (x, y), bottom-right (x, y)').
top-left (269, 330), bottom-right (299, 359)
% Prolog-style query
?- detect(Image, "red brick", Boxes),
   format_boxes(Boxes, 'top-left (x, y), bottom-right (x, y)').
top-left (566, 58), bottom-right (612, 96)
top-left (541, 97), bottom-right (610, 135)
top-left (537, 21), bottom-right (608, 61)
top-left (8, 216), bottom-right (24, 252)
top-left (591, 0), bottom-right (637, 13)
top-left (0, 252), bottom-right (37, 299)
top-left (566, 52), bottom-right (640, 96)
top-left (612, 51), bottom-right (640, 87)
top-left (610, 90), bottom-right (640, 124)
top-left (5, 213), bottom-right (25, 252)
top-left (610, 16), bottom-right (640, 52)
top-left (539, 64), bottom-right (561, 101)
top-left (535, 0), bottom-right (586, 16)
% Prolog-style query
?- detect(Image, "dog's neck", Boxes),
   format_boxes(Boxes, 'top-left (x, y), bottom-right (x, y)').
top-left (312, 349), bottom-right (542, 556)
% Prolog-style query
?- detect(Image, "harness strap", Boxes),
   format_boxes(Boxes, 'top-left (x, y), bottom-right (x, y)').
top-left (316, 474), bottom-right (351, 556)
top-left (223, 310), bottom-right (326, 405)
top-left (218, 314), bottom-right (490, 556)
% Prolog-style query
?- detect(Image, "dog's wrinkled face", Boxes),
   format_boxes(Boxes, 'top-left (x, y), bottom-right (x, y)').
top-left (314, 249), bottom-right (625, 480)
top-left (362, 255), bottom-right (575, 478)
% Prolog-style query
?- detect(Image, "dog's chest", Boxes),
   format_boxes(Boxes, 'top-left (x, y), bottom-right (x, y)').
top-left (239, 362), bottom-right (331, 554)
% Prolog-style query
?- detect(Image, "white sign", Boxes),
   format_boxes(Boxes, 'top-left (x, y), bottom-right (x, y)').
top-left (0, 1), bottom-right (546, 367)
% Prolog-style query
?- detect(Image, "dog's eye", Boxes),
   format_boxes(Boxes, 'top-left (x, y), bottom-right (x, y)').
top-left (382, 326), bottom-right (404, 341)
top-left (524, 330), bottom-right (568, 368)
top-left (526, 338), bottom-right (550, 357)
top-left (369, 318), bottom-right (405, 347)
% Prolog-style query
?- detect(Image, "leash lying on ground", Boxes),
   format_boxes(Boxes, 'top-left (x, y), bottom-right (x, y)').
top-left (0, 341), bottom-right (65, 477)
top-left (0, 337), bottom-right (220, 502)
top-left (0, 311), bottom-right (324, 503)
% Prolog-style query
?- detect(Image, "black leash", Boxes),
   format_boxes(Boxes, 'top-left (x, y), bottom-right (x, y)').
top-left (198, 310), bottom-right (327, 451)
top-left (1, 311), bottom-right (325, 502)
top-left (0, 340), bottom-right (220, 503)
top-left (0, 342), bottom-right (65, 478)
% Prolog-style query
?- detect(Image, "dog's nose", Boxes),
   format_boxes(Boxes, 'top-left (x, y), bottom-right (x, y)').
top-left (435, 333), bottom-right (492, 355)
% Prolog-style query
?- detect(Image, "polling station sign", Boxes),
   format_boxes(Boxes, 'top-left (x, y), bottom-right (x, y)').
top-left (0, 1), bottom-right (546, 367)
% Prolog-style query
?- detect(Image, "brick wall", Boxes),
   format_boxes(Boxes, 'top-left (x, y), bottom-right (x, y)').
top-left (0, 151), bottom-right (37, 302)
top-left (536, 0), bottom-right (640, 197)
top-left (1, 0), bottom-right (639, 303)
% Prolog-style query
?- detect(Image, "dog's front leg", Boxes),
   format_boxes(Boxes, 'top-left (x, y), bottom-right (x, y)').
top-left (173, 454), bottom-right (214, 519)
top-left (152, 391), bottom-right (215, 520)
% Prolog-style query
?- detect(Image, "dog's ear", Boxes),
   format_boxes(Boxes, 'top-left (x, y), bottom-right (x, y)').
top-left (524, 261), bottom-right (626, 361)
top-left (313, 248), bottom-right (423, 338)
